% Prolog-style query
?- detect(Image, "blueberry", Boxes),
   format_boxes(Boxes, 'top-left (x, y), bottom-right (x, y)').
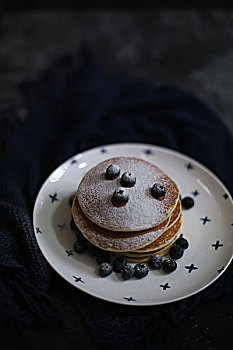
top-left (169, 245), bottom-right (184, 259)
top-left (181, 197), bottom-right (194, 209)
top-left (112, 188), bottom-right (129, 206)
top-left (120, 171), bottom-right (136, 187)
top-left (99, 262), bottom-right (113, 277)
top-left (70, 217), bottom-right (79, 231)
top-left (69, 194), bottom-right (75, 207)
top-left (162, 258), bottom-right (177, 273)
top-left (121, 264), bottom-right (135, 280)
top-left (151, 183), bottom-right (166, 198)
top-left (176, 236), bottom-right (189, 249)
top-left (75, 230), bottom-right (85, 241)
top-left (113, 256), bottom-right (127, 272)
top-left (96, 251), bottom-right (111, 265)
top-left (87, 242), bottom-right (102, 256)
top-left (74, 239), bottom-right (87, 253)
top-left (134, 263), bottom-right (149, 278)
top-left (105, 164), bottom-right (120, 180)
top-left (148, 254), bottom-right (162, 269)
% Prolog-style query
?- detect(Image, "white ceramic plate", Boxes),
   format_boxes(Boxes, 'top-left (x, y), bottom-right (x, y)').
top-left (33, 143), bottom-right (233, 306)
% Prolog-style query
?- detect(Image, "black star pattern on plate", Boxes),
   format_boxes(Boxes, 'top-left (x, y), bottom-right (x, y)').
top-left (144, 149), bottom-right (153, 155)
top-left (57, 223), bottom-right (68, 232)
top-left (200, 216), bottom-right (211, 225)
top-left (217, 266), bottom-right (224, 273)
top-left (100, 148), bottom-right (107, 153)
top-left (35, 227), bottom-right (42, 234)
top-left (65, 249), bottom-right (74, 257)
top-left (192, 189), bottom-right (199, 196)
top-left (49, 193), bottom-right (59, 203)
top-left (212, 240), bottom-right (223, 250)
top-left (185, 162), bottom-right (194, 170)
top-left (70, 159), bottom-right (77, 165)
top-left (185, 264), bottom-right (198, 273)
top-left (124, 297), bottom-right (136, 302)
top-left (223, 193), bottom-right (229, 200)
top-left (160, 283), bottom-right (170, 290)
top-left (73, 276), bottom-right (84, 283)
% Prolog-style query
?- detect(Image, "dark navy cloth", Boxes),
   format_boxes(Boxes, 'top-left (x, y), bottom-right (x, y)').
top-left (0, 48), bottom-right (233, 350)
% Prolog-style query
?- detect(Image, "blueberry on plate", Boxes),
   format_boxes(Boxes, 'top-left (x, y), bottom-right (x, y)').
top-left (96, 251), bottom-right (111, 265)
top-left (99, 262), bottom-right (113, 277)
top-left (169, 245), bottom-right (184, 259)
top-left (151, 183), bottom-right (166, 199)
top-left (87, 242), bottom-right (102, 256)
top-left (120, 171), bottom-right (136, 187)
top-left (112, 188), bottom-right (129, 206)
top-left (176, 236), bottom-right (189, 249)
top-left (148, 254), bottom-right (162, 269)
top-left (70, 217), bottom-right (79, 231)
top-left (69, 194), bottom-right (75, 207)
top-left (134, 263), bottom-right (149, 278)
top-left (181, 197), bottom-right (194, 209)
top-left (74, 239), bottom-right (87, 253)
top-left (162, 258), bottom-right (177, 273)
top-left (105, 164), bottom-right (120, 180)
top-left (121, 264), bottom-right (135, 280)
top-left (113, 256), bottom-right (127, 272)
top-left (75, 229), bottom-right (85, 241)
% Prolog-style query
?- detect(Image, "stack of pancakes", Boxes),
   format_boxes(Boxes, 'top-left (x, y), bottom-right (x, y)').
top-left (72, 157), bottom-right (182, 262)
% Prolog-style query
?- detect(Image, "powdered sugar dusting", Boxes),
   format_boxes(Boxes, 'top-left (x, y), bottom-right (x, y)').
top-left (77, 157), bottom-right (179, 231)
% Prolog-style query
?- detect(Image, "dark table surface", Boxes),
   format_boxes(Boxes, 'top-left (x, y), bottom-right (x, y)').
top-left (1, 9), bottom-right (233, 350)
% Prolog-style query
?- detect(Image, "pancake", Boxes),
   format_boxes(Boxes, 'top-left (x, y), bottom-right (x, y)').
top-left (136, 204), bottom-right (181, 253)
top-left (77, 157), bottom-right (180, 232)
top-left (72, 196), bottom-right (177, 252)
top-left (119, 230), bottom-right (181, 262)
top-left (121, 214), bottom-right (182, 258)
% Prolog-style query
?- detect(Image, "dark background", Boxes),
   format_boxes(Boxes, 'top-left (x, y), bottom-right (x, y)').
top-left (1, 3), bottom-right (233, 350)
top-left (1, 6), bottom-right (233, 137)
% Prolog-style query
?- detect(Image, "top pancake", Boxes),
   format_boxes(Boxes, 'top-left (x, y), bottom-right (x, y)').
top-left (77, 157), bottom-right (179, 232)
